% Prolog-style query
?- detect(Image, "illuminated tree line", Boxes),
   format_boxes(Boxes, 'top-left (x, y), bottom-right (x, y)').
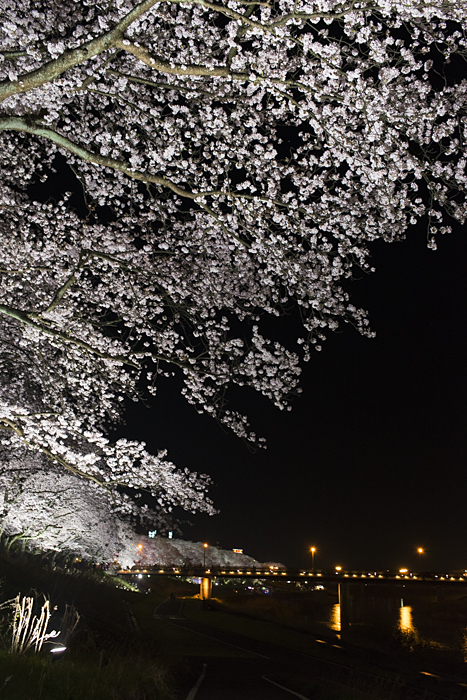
top-left (0, 0), bottom-right (465, 554)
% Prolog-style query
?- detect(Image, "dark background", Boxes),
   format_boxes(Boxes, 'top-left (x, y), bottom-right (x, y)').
top-left (120, 222), bottom-right (467, 572)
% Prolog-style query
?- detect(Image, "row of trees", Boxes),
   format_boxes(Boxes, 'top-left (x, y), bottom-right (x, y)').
top-left (0, 0), bottom-right (466, 557)
top-left (0, 452), bottom-right (141, 562)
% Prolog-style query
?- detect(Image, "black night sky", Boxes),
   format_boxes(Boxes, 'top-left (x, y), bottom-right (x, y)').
top-left (120, 221), bottom-right (467, 573)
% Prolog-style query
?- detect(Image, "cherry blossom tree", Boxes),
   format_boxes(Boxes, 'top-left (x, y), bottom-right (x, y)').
top-left (0, 453), bottom-right (205, 559)
top-left (0, 458), bottom-right (124, 559)
top-left (0, 455), bottom-right (262, 566)
top-left (0, 0), bottom-right (466, 517)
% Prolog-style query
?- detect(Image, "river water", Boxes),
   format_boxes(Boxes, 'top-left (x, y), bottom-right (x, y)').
top-left (321, 586), bottom-right (467, 657)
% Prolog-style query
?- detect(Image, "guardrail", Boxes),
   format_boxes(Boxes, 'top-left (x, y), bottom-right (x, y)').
top-left (116, 567), bottom-right (467, 584)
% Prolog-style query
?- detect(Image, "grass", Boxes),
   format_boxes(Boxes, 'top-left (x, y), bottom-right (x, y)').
top-left (0, 558), bottom-right (256, 698)
top-left (2, 557), bottom-right (466, 700)
top-left (182, 597), bottom-right (467, 699)
top-left (0, 647), bottom-right (174, 700)
top-left (182, 597), bottom-right (334, 658)
top-left (128, 588), bottom-right (254, 658)
top-left (0, 555), bottom-right (191, 699)
top-left (183, 600), bottom-right (420, 700)
top-left (203, 588), bottom-right (467, 677)
top-left (211, 584), bottom-right (337, 636)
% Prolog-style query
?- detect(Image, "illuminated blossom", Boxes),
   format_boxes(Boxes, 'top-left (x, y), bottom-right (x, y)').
top-left (0, 0), bottom-right (465, 528)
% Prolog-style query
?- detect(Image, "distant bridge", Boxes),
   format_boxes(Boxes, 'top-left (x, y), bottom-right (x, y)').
top-left (117, 566), bottom-right (467, 587)
top-left (117, 566), bottom-right (467, 629)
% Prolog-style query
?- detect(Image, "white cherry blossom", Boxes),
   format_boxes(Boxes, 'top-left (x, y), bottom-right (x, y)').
top-left (0, 0), bottom-right (465, 532)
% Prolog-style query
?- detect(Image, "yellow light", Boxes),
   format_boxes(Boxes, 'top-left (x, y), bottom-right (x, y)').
top-left (310, 547), bottom-right (316, 553)
top-left (329, 603), bottom-right (341, 632)
top-left (137, 544), bottom-right (143, 550)
top-left (203, 543), bottom-right (208, 549)
top-left (399, 606), bottom-right (416, 634)
top-left (417, 547), bottom-right (424, 554)
top-left (399, 568), bottom-right (408, 573)
top-left (335, 566), bottom-right (342, 571)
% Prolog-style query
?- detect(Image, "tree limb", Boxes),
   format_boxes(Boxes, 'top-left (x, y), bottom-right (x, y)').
top-left (0, 302), bottom-right (140, 367)
top-left (0, 115), bottom-right (196, 199)
top-left (0, 0), bottom-right (160, 103)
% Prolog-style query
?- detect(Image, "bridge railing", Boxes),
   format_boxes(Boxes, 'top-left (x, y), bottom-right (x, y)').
top-left (116, 566), bottom-right (467, 583)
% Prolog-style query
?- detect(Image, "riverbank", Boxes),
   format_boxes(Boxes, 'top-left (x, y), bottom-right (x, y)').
top-left (0, 553), bottom-right (194, 699)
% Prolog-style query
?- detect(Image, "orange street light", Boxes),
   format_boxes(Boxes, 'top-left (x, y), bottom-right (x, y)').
top-left (203, 543), bottom-right (208, 567)
top-left (416, 547), bottom-right (424, 572)
top-left (310, 547), bottom-right (316, 571)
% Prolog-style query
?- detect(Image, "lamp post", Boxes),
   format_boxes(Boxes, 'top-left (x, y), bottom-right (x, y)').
top-left (417, 547), bottom-right (424, 572)
top-left (310, 547), bottom-right (316, 571)
top-left (203, 543), bottom-right (208, 568)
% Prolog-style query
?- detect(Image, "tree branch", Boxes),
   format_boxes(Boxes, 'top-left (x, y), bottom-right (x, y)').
top-left (0, 116), bottom-right (196, 199)
top-left (44, 272), bottom-right (77, 314)
top-left (0, 302), bottom-right (139, 367)
top-left (105, 68), bottom-right (243, 101)
top-left (114, 38), bottom-right (248, 79)
top-left (0, 0), bottom-right (160, 103)
top-left (159, 0), bottom-right (376, 31)
top-left (0, 417), bottom-right (110, 489)
top-left (110, 45), bottom-right (342, 102)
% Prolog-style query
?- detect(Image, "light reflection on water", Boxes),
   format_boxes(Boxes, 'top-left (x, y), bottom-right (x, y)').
top-left (321, 596), bottom-right (463, 652)
top-left (325, 602), bottom-right (416, 636)
top-left (329, 603), bottom-right (341, 631)
top-left (399, 605), bottom-right (416, 634)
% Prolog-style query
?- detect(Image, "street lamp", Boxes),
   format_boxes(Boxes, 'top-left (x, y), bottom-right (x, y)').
top-left (203, 543), bottom-right (208, 568)
top-left (417, 547), bottom-right (424, 572)
top-left (310, 547), bottom-right (316, 571)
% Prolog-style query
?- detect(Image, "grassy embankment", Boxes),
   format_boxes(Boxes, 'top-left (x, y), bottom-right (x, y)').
top-left (203, 584), bottom-right (467, 670)
top-left (0, 554), bottom-right (202, 700)
top-left (3, 559), bottom-right (467, 700)
top-left (181, 586), bottom-right (467, 697)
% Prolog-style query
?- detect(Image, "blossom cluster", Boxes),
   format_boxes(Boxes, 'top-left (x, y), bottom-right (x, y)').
top-left (0, 0), bottom-right (466, 533)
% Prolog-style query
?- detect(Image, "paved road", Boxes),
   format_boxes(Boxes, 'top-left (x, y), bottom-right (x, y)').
top-left (152, 598), bottom-right (467, 700)
top-left (154, 597), bottom-right (311, 698)
top-left (183, 659), bottom-right (309, 700)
